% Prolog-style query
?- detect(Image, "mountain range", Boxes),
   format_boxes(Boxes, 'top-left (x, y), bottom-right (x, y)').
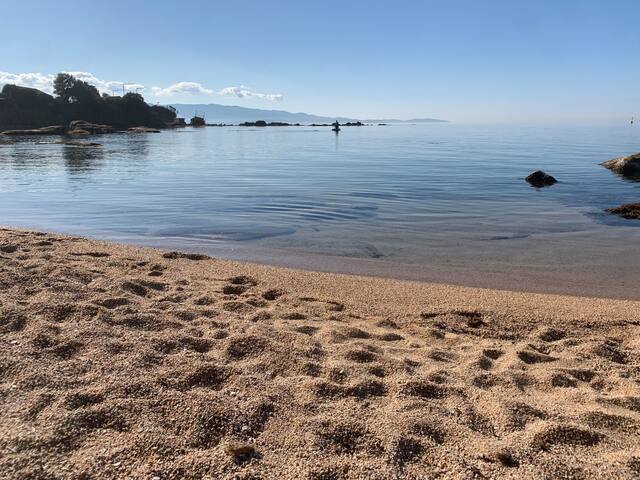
top-left (170, 103), bottom-right (447, 124)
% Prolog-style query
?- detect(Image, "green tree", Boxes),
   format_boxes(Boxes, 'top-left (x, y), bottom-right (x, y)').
top-left (53, 73), bottom-right (76, 102)
top-left (53, 73), bottom-right (101, 104)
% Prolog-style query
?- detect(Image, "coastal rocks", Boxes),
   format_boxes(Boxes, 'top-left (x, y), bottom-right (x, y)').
top-left (67, 129), bottom-right (91, 136)
top-left (190, 116), bottom-right (205, 127)
top-left (1, 125), bottom-right (65, 136)
top-left (169, 117), bottom-right (187, 128)
top-left (525, 170), bottom-right (557, 187)
top-left (127, 126), bottom-right (160, 133)
top-left (606, 203), bottom-right (640, 220)
top-left (601, 153), bottom-right (640, 179)
top-left (68, 120), bottom-right (114, 135)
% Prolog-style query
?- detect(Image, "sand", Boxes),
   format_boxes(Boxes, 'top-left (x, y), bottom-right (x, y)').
top-left (1, 227), bottom-right (639, 479)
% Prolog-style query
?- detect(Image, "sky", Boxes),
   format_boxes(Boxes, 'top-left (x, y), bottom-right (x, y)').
top-left (1, 0), bottom-right (639, 124)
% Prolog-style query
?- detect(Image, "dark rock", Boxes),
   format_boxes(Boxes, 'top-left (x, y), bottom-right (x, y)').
top-left (606, 203), bottom-right (640, 220)
top-left (169, 117), bottom-right (187, 128)
top-left (240, 120), bottom-right (268, 127)
top-left (68, 120), bottom-right (114, 134)
top-left (1, 125), bottom-right (65, 135)
top-left (525, 170), bottom-right (557, 187)
top-left (601, 153), bottom-right (640, 179)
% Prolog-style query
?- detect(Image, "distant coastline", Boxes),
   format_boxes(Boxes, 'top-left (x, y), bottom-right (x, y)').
top-left (171, 103), bottom-right (447, 125)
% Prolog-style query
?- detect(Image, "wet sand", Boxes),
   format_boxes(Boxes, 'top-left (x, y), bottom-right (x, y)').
top-left (1, 227), bottom-right (639, 479)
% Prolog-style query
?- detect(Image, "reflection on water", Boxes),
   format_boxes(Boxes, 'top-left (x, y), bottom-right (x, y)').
top-left (63, 145), bottom-right (104, 175)
top-left (121, 134), bottom-right (150, 157)
top-left (0, 124), bottom-right (639, 263)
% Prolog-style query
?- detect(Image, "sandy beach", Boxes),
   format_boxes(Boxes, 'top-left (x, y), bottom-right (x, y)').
top-left (1, 227), bottom-right (639, 479)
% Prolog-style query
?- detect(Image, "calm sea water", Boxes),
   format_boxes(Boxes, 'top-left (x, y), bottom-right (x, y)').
top-left (1, 124), bottom-right (639, 268)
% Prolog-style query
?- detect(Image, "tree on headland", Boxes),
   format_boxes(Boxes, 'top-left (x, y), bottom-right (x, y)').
top-left (1, 73), bottom-right (177, 130)
top-left (53, 73), bottom-right (75, 102)
top-left (53, 73), bottom-right (100, 104)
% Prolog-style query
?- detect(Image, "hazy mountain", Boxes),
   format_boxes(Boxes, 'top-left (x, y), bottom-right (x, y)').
top-left (171, 104), bottom-right (356, 124)
top-left (365, 118), bottom-right (448, 123)
top-left (170, 103), bottom-right (446, 124)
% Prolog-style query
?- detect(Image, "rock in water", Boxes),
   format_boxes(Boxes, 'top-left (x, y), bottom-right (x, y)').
top-left (601, 153), bottom-right (640, 179)
top-left (1, 125), bottom-right (65, 135)
top-left (525, 170), bottom-right (557, 187)
top-left (67, 129), bottom-right (91, 136)
top-left (606, 203), bottom-right (640, 220)
top-left (68, 120), bottom-right (114, 134)
top-left (127, 126), bottom-right (160, 133)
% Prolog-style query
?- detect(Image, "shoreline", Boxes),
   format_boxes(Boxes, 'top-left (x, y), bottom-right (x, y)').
top-left (1, 227), bottom-right (640, 478)
top-left (6, 223), bottom-right (640, 301)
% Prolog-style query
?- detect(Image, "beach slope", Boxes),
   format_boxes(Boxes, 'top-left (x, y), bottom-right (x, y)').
top-left (1, 228), bottom-right (639, 479)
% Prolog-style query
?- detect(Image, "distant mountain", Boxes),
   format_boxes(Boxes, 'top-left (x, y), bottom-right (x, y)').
top-left (365, 118), bottom-right (448, 123)
top-left (171, 104), bottom-right (357, 124)
top-left (170, 103), bottom-right (447, 124)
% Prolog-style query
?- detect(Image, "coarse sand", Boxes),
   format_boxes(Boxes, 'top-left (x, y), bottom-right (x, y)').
top-left (0, 228), bottom-right (639, 479)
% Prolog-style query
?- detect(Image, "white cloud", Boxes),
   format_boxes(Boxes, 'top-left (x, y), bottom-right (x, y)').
top-left (0, 72), bottom-right (56, 93)
top-left (151, 82), bottom-right (213, 97)
top-left (0, 71), bottom-right (144, 95)
top-left (218, 85), bottom-right (283, 101)
top-left (65, 71), bottom-right (144, 95)
top-left (1, 72), bottom-right (284, 102)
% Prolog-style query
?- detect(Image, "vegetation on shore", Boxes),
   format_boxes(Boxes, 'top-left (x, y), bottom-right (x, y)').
top-left (0, 73), bottom-right (177, 132)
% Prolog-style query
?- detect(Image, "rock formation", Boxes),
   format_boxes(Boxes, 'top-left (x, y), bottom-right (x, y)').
top-left (525, 170), bottom-right (557, 187)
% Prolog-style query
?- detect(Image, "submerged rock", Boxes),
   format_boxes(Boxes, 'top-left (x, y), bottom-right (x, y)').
top-left (601, 153), bottom-right (640, 179)
top-left (54, 140), bottom-right (102, 147)
top-left (525, 170), bottom-right (557, 187)
top-left (128, 126), bottom-right (160, 133)
top-left (1, 125), bottom-right (65, 135)
top-left (606, 203), bottom-right (640, 220)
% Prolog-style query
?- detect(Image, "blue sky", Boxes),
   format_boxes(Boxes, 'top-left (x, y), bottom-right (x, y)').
top-left (1, 0), bottom-right (639, 123)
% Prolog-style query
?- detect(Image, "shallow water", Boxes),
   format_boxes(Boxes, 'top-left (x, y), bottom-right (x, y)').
top-left (1, 124), bottom-right (639, 295)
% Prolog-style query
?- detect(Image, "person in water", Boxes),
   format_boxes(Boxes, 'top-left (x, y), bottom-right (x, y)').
top-left (332, 121), bottom-right (340, 132)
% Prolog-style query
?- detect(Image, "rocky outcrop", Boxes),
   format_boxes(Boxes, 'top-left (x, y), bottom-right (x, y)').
top-left (1, 125), bottom-right (65, 136)
top-left (68, 120), bottom-right (114, 135)
top-left (0, 85), bottom-right (57, 131)
top-left (601, 153), bottom-right (640, 179)
top-left (606, 203), bottom-right (640, 219)
top-left (127, 126), bottom-right (160, 133)
top-left (170, 118), bottom-right (187, 128)
top-left (0, 80), bottom-right (177, 132)
top-left (190, 116), bottom-right (206, 127)
top-left (525, 170), bottom-right (557, 187)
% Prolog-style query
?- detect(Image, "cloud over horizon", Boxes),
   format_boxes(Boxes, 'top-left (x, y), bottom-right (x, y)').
top-left (0, 72), bottom-right (284, 102)
top-left (0, 71), bottom-right (143, 95)
top-left (0, 72), bottom-right (56, 93)
top-left (218, 85), bottom-right (283, 101)
top-left (151, 82), bottom-right (213, 97)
